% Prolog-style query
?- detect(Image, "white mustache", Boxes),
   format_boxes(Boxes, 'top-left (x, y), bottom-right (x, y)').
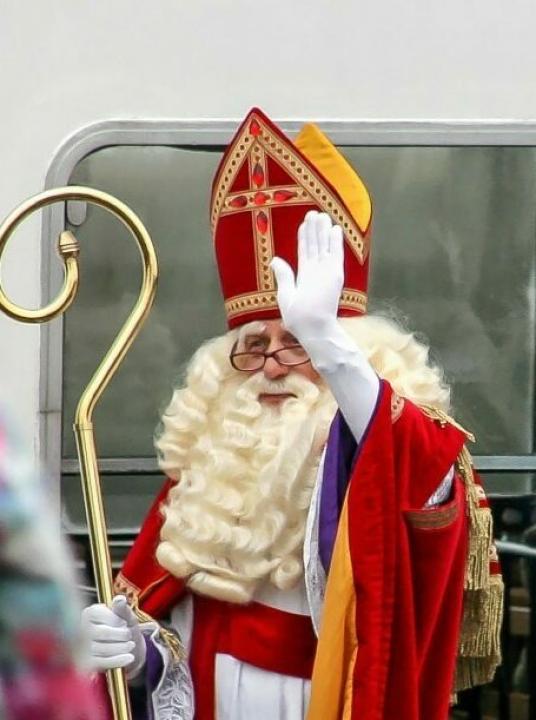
top-left (257, 382), bottom-right (295, 395)
top-left (240, 372), bottom-right (319, 400)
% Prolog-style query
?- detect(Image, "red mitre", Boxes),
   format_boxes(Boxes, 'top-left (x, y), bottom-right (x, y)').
top-left (210, 108), bottom-right (373, 329)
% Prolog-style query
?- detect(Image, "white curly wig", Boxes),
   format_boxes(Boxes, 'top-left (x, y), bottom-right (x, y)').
top-left (154, 314), bottom-right (449, 603)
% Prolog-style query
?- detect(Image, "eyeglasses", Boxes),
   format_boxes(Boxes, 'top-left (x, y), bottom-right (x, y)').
top-left (229, 342), bottom-right (310, 372)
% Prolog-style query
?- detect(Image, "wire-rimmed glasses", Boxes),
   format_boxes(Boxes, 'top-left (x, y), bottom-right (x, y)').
top-left (229, 343), bottom-right (310, 372)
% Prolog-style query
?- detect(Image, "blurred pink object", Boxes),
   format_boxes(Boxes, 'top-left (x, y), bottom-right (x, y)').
top-left (0, 408), bottom-right (108, 719)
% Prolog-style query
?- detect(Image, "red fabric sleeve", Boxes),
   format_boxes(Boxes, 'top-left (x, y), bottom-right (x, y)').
top-left (116, 478), bottom-right (186, 619)
top-left (346, 381), bottom-right (468, 720)
top-left (393, 396), bottom-right (467, 509)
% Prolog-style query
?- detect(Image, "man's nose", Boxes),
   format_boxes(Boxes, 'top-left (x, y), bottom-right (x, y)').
top-left (263, 355), bottom-right (290, 380)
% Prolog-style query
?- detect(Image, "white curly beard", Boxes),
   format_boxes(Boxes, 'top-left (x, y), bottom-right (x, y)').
top-left (156, 369), bottom-right (335, 604)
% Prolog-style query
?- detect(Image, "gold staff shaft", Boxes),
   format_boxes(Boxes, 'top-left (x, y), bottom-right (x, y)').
top-left (0, 186), bottom-right (158, 720)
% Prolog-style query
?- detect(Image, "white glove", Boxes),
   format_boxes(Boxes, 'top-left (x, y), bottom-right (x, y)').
top-left (82, 595), bottom-right (146, 679)
top-left (271, 211), bottom-right (344, 344)
top-left (271, 211), bottom-right (380, 443)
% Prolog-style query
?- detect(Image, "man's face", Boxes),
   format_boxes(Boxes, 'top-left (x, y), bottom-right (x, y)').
top-left (234, 319), bottom-right (321, 406)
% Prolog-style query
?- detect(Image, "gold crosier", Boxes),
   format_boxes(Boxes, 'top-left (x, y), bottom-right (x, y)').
top-left (0, 186), bottom-right (159, 720)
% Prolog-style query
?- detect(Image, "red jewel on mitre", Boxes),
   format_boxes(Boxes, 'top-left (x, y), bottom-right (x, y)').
top-left (210, 107), bottom-right (373, 329)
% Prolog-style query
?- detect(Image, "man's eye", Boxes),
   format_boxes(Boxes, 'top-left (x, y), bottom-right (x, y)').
top-left (248, 341), bottom-right (264, 351)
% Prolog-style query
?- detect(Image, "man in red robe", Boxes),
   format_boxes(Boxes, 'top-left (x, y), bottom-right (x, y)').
top-left (83, 108), bottom-right (503, 720)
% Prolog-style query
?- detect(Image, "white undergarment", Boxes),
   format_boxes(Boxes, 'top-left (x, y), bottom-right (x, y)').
top-left (214, 582), bottom-right (312, 720)
top-left (214, 653), bottom-right (311, 720)
top-left (169, 581), bottom-right (312, 720)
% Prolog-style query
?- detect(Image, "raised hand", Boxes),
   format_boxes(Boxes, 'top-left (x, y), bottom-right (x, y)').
top-left (82, 595), bottom-right (146, 678)
top-left (272, 210), bottom-right (380, 444)
top-left (270, 210), bottom-right (344, 342)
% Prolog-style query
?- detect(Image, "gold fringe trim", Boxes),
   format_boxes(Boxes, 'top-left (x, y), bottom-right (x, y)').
top-left (114, 572), bottom-right (186, 663)
top-left (455, 580), bottom-right (503, 689)
top-left (114, 571), bottom-right (186, 662)
top-left (453, 445), bottom-right (504, 692)
top-left (457, 576), bottom-right (504, 660)
top-left (457, 447), bottom-right (491, 591)
top-left (132, 605), bottom-right (185, 663)
top-left (418, 404), bottom-right (476, 443)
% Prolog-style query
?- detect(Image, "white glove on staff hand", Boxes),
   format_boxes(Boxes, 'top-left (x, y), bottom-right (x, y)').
top-left (82, 595), bottom-right (146, 678)
top-left (271, 211), bottom-right (380, 443)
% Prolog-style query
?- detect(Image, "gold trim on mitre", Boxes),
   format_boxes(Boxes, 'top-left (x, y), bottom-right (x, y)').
top-left (225, 287), bottom-right (367, 322)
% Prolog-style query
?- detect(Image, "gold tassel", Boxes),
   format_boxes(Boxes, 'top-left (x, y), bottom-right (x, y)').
top-left (458, 576), bottom-right (504, 658)
top-left (453, 444), bottom-right (504, 692)
top-left (455, 581), bottom-right (503, 689)
top-left (455, 655), bottom-right (501, 692)
top-left (465, 507), bottom-right (492, 591)
top-left (457, 447), bottom-right (492, 591)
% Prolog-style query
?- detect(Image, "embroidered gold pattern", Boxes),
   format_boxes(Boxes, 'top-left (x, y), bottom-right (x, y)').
top-left (113, 571), bottom-right (140, 604)
top-left (254, 209), bottom-right (275, 291)
top-left (225, 291), bottom-right (278, 319)
top-left (339, 289), bottom-right (367, 314)
top-left (405, 502), bottom-right (459, 530)
top-left (249, 144), bottom-right (276, 292)
top-left (211, 112), bottom-right (368, 264)
top-left (211, 130), bottom-right (255, 226)
top-left (223, 185), bottom-right (311, 215)
top-left (419, 404), bottom-right (476, 443)
top-left (225, 287), bottom-right (367, 321)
